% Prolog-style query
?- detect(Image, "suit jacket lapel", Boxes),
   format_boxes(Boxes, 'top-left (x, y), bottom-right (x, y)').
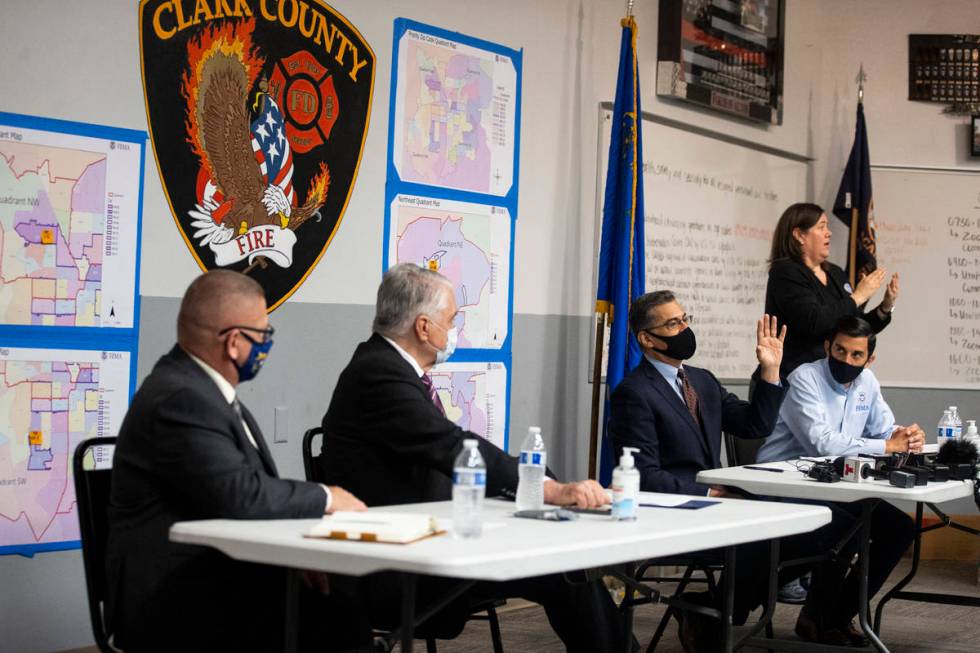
top-left (237, 402), bottom-right (278, 477)
top-left (642, 361), bottom-right (710, 458)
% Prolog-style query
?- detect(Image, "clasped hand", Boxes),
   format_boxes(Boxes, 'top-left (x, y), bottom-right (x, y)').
top-left (887, 424), bottom-right (925, 454)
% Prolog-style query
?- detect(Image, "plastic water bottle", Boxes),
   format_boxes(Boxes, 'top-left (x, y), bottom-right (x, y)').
top-left (949, 406), bottom-right (963, 440)
top-left (452, 439), bottom-right (486, 539)
top-left (611, 447), bottom-right (640, 521)
top-left (937, 409), bottom-right (953, 446)
top-left (516, 426), bottom-right (547, 512)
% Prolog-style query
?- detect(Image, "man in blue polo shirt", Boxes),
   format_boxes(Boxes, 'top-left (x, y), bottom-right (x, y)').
top-left (757, 315), bottom-right (923, 645)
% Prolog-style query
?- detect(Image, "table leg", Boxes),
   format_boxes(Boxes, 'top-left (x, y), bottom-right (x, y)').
top-left (873, 501), bottom-right (923, 633)
top-left (857, 500), bottom-right (889, 653)
top-left (284, 570), bottom-right (300, 653)
top-left (734, 538), bottom-right (779, 651)
top-left (721, 546), bottom-right (736, 653)
top-left (623, 562), bottom-right (636, 653)
top-left (401, 573), bottom-right (418, 653)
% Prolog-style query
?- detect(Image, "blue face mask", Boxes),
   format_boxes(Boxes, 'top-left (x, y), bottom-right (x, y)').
top-left (234, 333), bottom-right (273, 382)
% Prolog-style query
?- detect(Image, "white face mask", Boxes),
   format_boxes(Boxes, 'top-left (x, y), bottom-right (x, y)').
top-left (435, 326), bottom-right (458, 365)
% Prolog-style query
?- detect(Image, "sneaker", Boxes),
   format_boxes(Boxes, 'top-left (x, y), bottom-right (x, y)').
top-left (777, 577), bottom-right (808, 604)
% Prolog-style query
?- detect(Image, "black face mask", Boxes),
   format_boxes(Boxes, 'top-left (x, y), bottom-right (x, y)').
top-left (828, 354), bottom-right (865, 385)
top-left (648, 326), bottom-right (697, 360)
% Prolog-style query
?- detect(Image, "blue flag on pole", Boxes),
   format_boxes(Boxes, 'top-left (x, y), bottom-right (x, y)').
top-left (595, 16), bottom-right (645, 486)
top-left (832, 102), bottom-right (877, 288)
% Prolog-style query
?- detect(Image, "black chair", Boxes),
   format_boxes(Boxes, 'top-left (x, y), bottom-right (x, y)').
top-left (301, 427), bottom-right (505, 653)
top-left (73, 437), bottom-right (121, 653)
top-left (723, 432), bottom-right (767, 467)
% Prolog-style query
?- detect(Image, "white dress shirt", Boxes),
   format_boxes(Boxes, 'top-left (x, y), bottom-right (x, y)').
top-left (757, 358), bottom-right (896, 462)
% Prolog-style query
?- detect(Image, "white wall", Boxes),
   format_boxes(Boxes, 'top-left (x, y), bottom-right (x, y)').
top-left (0, 0), bottom-right (823, 318)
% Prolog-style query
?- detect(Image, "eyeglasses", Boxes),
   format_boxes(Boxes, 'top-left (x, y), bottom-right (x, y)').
top-left (646, 314), bottom-right (693, 332)
top-left (218, 325), bottom-right (275, 344)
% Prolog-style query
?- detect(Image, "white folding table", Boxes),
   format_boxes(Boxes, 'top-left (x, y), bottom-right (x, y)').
top-left (698, 462), bottom-right (975, 653)
top-left (171, 496), bottom-right (831, 652)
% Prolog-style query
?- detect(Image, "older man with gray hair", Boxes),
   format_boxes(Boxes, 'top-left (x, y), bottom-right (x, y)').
top-left (319, 262), bottom-right (630, 652)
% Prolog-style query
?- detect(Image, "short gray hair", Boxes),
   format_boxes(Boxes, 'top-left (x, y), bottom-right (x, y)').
top-left (629, 290), bottom-right (677, 335)
top-left (373, 263), bottom-right (452, 338)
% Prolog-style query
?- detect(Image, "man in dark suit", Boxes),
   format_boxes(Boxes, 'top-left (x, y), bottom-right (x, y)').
top-left (609, 290), bottom-right (846, 652)
top-left (107, 270), bottom-right (369, 653)
top-left (320, 262), bottom-right (630, 653)
top-left (609, 290), bottom-right (787, 497)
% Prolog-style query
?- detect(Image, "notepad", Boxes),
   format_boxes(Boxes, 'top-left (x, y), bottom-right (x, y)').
top-left (305, 511), bottom-right (444, 544)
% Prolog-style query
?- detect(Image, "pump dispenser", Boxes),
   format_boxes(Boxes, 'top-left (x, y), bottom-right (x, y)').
top-left (965, 420), bottom-right (979, 446)
top-left (611, 447), bottom-right (640, 521)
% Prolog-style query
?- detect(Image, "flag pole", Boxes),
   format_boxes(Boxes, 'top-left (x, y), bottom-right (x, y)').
top-left (848, 65), bottom-right (867, 288)
top-left (587, 312), bottom-right (606, 480)
top-left (589, 0), bottom-right (635, 481)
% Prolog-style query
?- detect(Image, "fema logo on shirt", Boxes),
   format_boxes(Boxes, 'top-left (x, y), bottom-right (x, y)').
top-left (855, 391), bottom-right (870, 412)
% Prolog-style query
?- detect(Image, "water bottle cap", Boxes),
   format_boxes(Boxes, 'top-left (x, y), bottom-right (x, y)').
top-left (950, 406), bottom-right (958, 411)
top-left (529, 426), bottom-right (541, 434)
top-left (463, 439), bottom-right (478, 448)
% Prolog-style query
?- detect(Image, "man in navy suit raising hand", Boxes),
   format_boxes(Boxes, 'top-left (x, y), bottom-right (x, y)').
top-left (609, 290), bottom-right (786, 497)
top-left (610, 291), bottom-right (844, 652)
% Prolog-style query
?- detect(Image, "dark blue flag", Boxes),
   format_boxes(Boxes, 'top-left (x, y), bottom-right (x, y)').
top-left (595, 17), bottom-right (645, 485)
top-left (832, 102), bottom-right (877, 287)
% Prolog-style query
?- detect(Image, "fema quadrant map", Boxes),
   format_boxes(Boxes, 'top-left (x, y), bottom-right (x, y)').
top-left (0, 119), bottom-right (141, 555)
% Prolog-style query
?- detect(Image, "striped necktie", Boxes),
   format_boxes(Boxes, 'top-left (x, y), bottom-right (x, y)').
top-left (676, 368), bottom-right (701, 426)
top-left (420, 374), bottom-right (446, 416)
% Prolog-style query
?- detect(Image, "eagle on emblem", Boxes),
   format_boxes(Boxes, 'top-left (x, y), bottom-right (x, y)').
top-left (182, 23), bottom-right (331, 255)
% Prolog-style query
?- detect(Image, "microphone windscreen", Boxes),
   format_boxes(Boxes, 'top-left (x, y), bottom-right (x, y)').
top-left (936, 439), bottom-right (980, 466)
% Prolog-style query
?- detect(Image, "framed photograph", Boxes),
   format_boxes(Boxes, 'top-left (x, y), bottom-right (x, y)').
top-left (656, 0), bottom-right (784, 124)
top-left (972, 115), bottom-right (980, 156)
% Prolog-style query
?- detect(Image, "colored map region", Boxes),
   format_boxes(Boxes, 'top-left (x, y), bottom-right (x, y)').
top-left (390, 195), bottom-right (510, 349)
top-left (0, 348), bottom-right (130, 555)
top-left (0, 142), bottom-right (106, 326)
top-left (429, 361), bottom-right (507, 449)
top-left (393, 28), bottom-right (516, 196)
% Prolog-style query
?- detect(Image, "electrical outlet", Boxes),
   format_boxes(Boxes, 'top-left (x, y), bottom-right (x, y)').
top-left (274, 406), bottom-right (288, 444)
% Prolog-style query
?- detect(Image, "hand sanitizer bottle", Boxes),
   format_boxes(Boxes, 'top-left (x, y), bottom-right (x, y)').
top-left (611, 447), bottom-right (640, 521)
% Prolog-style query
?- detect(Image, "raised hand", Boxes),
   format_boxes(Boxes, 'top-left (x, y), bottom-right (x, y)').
top-left (881, 273), bottom-right (899, 312)
top-left (756, 314), bottom-right (787, 384)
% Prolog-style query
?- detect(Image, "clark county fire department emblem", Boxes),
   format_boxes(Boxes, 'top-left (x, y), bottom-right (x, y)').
top-left (139, 0), bottom-right (374, 310)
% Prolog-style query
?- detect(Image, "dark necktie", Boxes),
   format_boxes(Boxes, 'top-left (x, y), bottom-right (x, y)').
top-left (676, 368), bottom-right (701, 426)
top-left (231, 398), bottom-right (258, 449)
top-left (420, 374), bottom-right (447, 416)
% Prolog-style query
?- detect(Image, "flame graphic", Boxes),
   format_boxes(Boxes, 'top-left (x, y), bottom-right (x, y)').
top-left (180, 19), bottom-right (264, 179)
top-left (304, 162), bottom-right (331, 207)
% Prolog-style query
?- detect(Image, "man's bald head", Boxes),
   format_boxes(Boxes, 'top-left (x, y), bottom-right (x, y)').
top-left (177, 270), bottom-right (266, 350)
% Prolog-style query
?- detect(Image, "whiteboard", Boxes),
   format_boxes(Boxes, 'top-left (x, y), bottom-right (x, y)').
top-left (868, 167), bottom-right (980, 389)
top-left (597, 106), bottom-right (809, 379)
